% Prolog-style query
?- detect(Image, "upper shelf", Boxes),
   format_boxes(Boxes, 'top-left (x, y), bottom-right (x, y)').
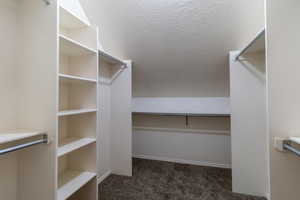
top-left (0, 129), bottom-right (46, 145)
top-left (132, 98), bottom-right (231, 117)
top-left (235, 28), bottom-right (265, 61)
top-left (98, 49), bottom-right (126, 66)
top-left (59, 6), bottom-right (90, 29)
top-left (60, 34), bottom-right (97, 56)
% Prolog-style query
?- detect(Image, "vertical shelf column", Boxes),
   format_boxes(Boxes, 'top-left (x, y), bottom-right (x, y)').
top-left (57, 2), bottom-right (99, 200)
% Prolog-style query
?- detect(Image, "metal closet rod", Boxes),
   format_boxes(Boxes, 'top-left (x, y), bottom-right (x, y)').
top-left (0, 135), bottom-right (48, 155)
top-left (283, 142), bottom-right (300, 157)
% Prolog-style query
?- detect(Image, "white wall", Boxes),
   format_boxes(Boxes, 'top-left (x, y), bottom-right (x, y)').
top-left (0, 1), bottom-right (18, 199)
top-left (267, 1), bottom-right (300, 200)
top-left (230, 52), bottom-right (268, 197)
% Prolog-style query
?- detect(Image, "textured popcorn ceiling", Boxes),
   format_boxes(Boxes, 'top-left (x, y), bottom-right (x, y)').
top-left (89, 0), bottom-right (264, 97)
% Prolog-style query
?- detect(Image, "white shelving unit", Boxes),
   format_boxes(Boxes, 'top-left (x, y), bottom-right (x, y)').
top-left (57, 1), bottom-right (98, 199)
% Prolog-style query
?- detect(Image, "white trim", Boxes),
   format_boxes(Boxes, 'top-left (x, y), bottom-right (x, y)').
top-left (266, 193), bottom-right (271, 200)
top-left (133, 126), bottom-right (230, 135)
top-left (133, 154), bottom-right (231, 169)
top-left (97, 170), bottom-right (111, 184)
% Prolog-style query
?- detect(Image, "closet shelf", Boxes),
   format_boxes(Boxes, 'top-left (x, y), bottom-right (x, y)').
top-left (58, 170), bottom-right (96, 200)
top-left (0, 129), bottom-right (46, 145)
top-left (60, 34), bottom-right (97, 56)
top-left (98, 49), bottom-right (126, 66)
top-left (133, 126), bottom-right (230, 135)
top-left (132, 98), bottom-right (231, 117)
top-left (59, 74), bottom-right (97, 84)
top-left (58, 137), bottom-right (96, 157)
top-left (59, 6), bottom-right (90, 29)
top-left (235, 28), bottom-right (265, 61)
top-left (58, 109), bottom-right (97, 117)
top-left (290, 137), bottom-right (300, 145)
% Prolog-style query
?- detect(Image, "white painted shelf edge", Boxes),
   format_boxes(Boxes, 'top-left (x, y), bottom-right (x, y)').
top-left (98, 49), bottom-right (125, 65)
top-left (59, 34), bottom-right (97, 55)
top-left (58, 109), bottom-right (97, 117)
top-left (59, 73), bottom-right (97, 83)
top-left (58, 137), bottom-right (96, 157)
top-left (58, 170), bottom-right (96, 200)
top-left (235, 28), bottom-right (265, 61)
top-left (290, 137), bottom-right (300, 145)
top-left (0, 129), bottom-right (46, 145)
top-left (132, 97), bottom-right (231, 116)
top-left (133, 126), bottom-right (230, 135)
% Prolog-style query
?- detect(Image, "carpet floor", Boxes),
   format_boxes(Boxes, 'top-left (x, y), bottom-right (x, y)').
top-left (99, 158), bottom-right (266, 200)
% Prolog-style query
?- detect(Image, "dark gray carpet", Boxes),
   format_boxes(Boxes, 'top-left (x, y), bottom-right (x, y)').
top-left (99, 158), bottom-right (266, 200)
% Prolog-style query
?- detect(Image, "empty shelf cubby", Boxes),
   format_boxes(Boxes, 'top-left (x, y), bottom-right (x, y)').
top-left (57, 144), bottom-right (97, 200)
top-left (59, 77), bottom-right (97, 112)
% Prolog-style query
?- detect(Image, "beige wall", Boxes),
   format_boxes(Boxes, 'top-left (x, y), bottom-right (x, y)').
top-left (267, 0), bottom-right (300, 199)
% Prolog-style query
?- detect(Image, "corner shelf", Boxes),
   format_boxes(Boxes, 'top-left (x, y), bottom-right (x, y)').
top-left (58, 137), bottom-right (96, 157)
top-left (58, 170), bottom-right (96, 200)
top-left (58, 109), bottom-right (97, 117)
top-left (59, 6), bottom-right (90, 29)
top-left (60, 34), bottom-right (97, 56)
top-left (59, 74), bottom-right (97, 84)
top-left (235, 28), bottom-right (265, 61)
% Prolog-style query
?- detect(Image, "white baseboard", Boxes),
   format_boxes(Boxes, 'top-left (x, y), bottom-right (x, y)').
top-left (97, 170), bottom-right (111, 184)
top-left (266, 193), bottom-right (271, 200)
top-left (133, 154), bottom-right (231, 169)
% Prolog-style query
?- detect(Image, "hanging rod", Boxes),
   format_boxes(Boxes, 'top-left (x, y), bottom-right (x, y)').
top-left (235, 28), bottom-right (265, 61)
top-left (283, 141), bottom-right (300, 157)
top-left (0, 135), bottom-right (48, 155)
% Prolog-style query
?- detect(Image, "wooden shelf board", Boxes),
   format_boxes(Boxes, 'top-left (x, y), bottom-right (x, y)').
top-left (98, 49), bottom-right (125, 65)
top-left (58, 170), bottom-right (96, 200)
top-left (58, 109), bottom-right (97, 117)
top-left (59, 74), bottom-right (97, 84)
top-left (59, 34), bottom-right (97, 56)
top-left (132, 98), bottom-right (231, 117)
top-left (59, 6), bottom-right (90, 29)
top-left (58, 137), bottom-right (96, 157)
top-left (0, 129), bottom-right (46, 145)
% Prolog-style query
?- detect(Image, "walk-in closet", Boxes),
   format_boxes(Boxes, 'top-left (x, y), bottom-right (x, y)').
top-left (1, 0), bottom-right (300, 200)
